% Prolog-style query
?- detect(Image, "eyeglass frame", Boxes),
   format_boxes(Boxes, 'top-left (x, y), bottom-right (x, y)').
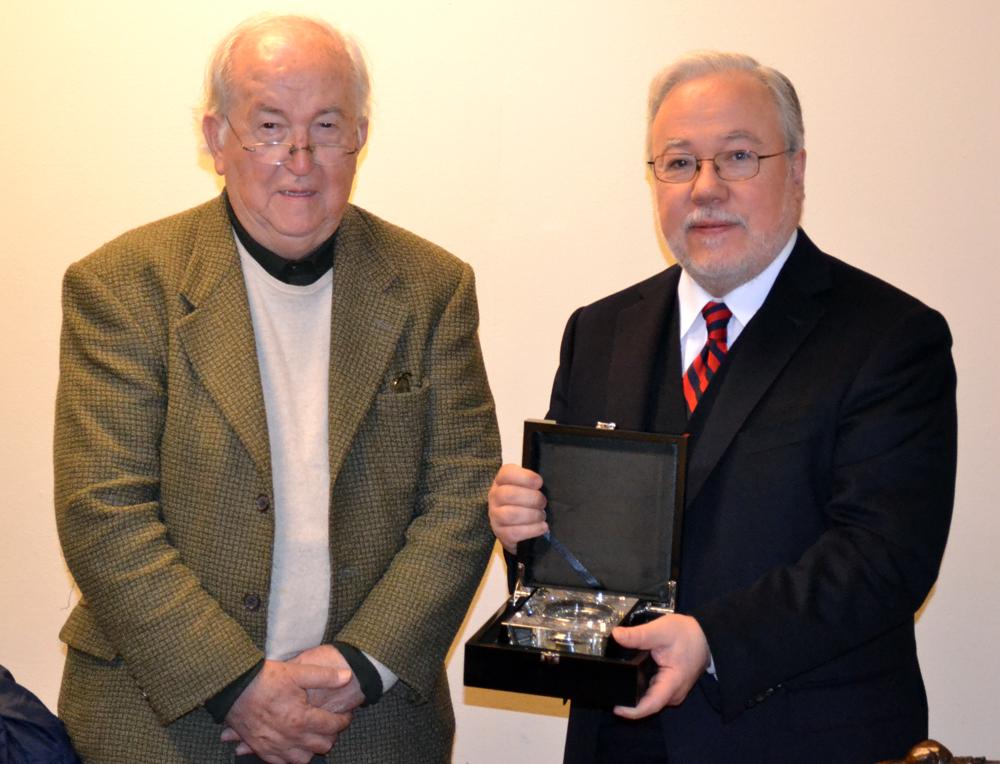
top-left (646, 148), bottom-right (792, 183)
top-left (223, 115), bottom-right (361, 166)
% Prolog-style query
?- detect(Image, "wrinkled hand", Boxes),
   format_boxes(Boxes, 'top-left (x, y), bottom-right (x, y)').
top-left (290, 644), bottom-right (365, 715)
top-left (612, 614), bottom-right (710, 720)
top-left (489, 464), bottom-right (547, 553)
top-left (221, 659), bottom-right (353, 764)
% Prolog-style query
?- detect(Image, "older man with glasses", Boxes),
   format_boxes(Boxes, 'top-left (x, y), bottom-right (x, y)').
top-left (489, 51), bottom-right (956, 764)
top-left (54, 14), bottom-right (499, 764)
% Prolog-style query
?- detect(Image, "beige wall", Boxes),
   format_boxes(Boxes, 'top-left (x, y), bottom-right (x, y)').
top-left (2, 0), bottom-right (998, 760)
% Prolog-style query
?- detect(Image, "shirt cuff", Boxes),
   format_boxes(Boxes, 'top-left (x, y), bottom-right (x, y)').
top-left (365, 651), bottom-right (398, 696)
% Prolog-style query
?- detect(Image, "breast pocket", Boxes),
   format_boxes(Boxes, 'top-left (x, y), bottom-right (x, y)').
top-left (366, 384), bottom-right (432, 494)
top-left (734, 414), bottom-right (825, 455)
top-left (727, 414), bottom-right (832, 516)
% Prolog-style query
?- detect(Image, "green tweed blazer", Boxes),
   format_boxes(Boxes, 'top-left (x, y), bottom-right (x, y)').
top-left (54, 195), bottom-right (500, 763)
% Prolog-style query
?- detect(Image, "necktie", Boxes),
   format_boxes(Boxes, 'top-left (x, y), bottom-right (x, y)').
top-left (683, 301), bottom-right (732, 416)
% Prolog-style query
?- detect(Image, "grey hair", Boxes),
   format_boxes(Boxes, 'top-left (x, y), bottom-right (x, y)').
top-left (646, 51), bottom-right (803, 157)
top-left (201, 14), bottom-right (371, 122)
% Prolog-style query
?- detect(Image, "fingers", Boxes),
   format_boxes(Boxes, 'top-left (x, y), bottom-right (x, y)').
top-left (232, 708), bottom-right (348, 759)
top-left (305, 677), bottom-right (365, 714)
top-left (285, 661), bottom-right (352, 690)
top-left (289, 643), bottom-right (349, 671)
top-left (237, 737), bottom-right (333, 763)
top-left (489, 465), bottom-right (547, 553)
top-left (302, 705), bottom-right (353, 738)
top-left (613, 616), bottom-right (684, 719)
top-left (289, 645), bottom-right (361, 711)
top-left (234, 735), bottom-right (333, 763)
top-left (613, 670), bottom-right (680, 719)
top-left (490, 511), bottom-right (548, 552)
top-left (611, 613), bottom-right (707, 656)
top-left (290, 646), bottom-right (364, 713)
top-left (611, 622), bottom-right (652, 650)
top-left (493, 463), bottom-right (543, 489)
top-left (610, 615), bottom-right (711, 719)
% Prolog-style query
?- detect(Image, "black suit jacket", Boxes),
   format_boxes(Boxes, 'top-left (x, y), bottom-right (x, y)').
top-left (550, 231), bottom-right (957, 764)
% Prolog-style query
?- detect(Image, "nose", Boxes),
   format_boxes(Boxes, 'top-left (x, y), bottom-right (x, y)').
top-left (284, 144), bottom-right (316, 176)
top-left (689, 159), bottom-right (729, 205)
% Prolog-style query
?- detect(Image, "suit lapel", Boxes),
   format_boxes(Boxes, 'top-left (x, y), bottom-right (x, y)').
top-left (605, 268), bottom-right (680, 431)
top-left (654, 301), bottom-right (689, 435)
top-left (174, 202), bottom-right (404, 488)
top-left (175, 197), bottom-right (272, 475)
top-left (684, 232), bottom-right (831, 505)
top-left (325, 207), bottom-right (406, 489)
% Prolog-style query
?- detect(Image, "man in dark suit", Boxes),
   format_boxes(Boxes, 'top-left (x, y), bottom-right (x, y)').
top-left (489, 51), bottom-right (956, 764)
top-left (55, 14), bottom-right (498, 764)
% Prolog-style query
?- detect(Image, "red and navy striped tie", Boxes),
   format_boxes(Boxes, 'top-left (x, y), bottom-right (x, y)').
top-left (683, 301), bottom-right (732, 416)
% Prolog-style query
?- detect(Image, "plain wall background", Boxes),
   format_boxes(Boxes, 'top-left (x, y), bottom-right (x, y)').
top-left (2, 1), bottom-right (997, 761)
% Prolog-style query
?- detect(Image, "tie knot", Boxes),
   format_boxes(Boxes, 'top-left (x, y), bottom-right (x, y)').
top-left (702, 301), bottom-right (731, 342)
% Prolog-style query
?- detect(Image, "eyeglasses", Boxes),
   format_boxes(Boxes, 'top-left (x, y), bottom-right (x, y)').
top-left (224, 116), bottom-right (360, 166)
top-left (647, 149), bottom-right (791, 183)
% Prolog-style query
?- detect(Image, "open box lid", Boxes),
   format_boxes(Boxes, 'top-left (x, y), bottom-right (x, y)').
top-left (518, 420), bottom-right (687, 603)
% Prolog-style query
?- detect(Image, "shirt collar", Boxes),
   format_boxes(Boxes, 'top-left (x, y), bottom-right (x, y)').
top-left (678, 229), bottom-right (798, 340)
top-left (223, 189), bottom-right (336, 286)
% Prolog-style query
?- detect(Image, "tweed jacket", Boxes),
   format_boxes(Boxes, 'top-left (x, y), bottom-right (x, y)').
top-left (54, 194), bottom-right (500, 763)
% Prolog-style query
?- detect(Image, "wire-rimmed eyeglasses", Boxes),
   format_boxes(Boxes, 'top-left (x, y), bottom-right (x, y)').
top-left (647, 149), bottom-right (791, 183)
top-left (224, 116), bottom-right (360, 166)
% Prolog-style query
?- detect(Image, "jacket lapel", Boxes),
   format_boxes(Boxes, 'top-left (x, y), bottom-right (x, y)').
top-left (175, 197), bottom-right (272, 476)
top-left (684, 231), bottom-right (831, 504)
top-left (325, 207), bottom-right (406, 489)
top-left (605, 268), bottom-right (680, 432)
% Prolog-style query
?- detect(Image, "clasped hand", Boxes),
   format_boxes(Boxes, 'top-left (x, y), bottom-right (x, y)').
top-left (222, 645), bottom-right (365, 764)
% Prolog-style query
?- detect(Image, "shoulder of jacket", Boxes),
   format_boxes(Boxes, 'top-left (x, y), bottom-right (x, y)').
top-left (576, 264), bottom-right (679, 317)
top-left (67, 197), bottom-right (224, 281)
top-left (345, 204), bottom-right (469, 283)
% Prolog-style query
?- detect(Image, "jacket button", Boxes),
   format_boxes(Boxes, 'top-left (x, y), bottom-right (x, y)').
top-left (243, 593), bottom-right (262, 611)
top-left (254, 494), bottom-right (270, 512)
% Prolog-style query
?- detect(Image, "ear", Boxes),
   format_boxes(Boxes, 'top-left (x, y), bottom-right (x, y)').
top-left (790, 148), bottom-right (806, 188)
top-left (355, 117), bottom-right (369, 151)
top-left (202, 114), bottom-right (227, 176)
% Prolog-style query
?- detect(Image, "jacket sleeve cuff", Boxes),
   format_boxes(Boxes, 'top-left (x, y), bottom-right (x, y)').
top-left (333, 641), bottom-right (384, 705)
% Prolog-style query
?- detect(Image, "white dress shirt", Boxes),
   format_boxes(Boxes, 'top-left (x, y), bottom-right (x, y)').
top-left (677, 231), bottom-right (798, 370)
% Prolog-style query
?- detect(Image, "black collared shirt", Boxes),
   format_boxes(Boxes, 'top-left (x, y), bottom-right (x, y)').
top-left (223, 190), bottom-right (336, 286)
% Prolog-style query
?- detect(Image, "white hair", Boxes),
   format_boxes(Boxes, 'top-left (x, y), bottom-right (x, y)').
top-left (647, 51), bottom-right (804, 157)
top-left (201, 14), bottom-right (371, 121)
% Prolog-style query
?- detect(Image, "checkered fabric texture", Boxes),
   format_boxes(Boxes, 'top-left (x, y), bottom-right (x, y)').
top-left (54, 195), bottom-right (500, 763)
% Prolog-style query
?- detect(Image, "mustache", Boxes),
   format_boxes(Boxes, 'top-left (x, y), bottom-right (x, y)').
top-left (682, 210), bottom-right (748, 231)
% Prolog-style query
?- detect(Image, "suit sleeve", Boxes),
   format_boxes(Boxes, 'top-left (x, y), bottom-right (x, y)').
top-left (692, 305), bottom-right (957, 721)
top-left (334, 263), bottom-right (500, 700)
top-left (54, 262), bottom-right (262, 724)
top-left (546, 306), bottom-right (584, 422)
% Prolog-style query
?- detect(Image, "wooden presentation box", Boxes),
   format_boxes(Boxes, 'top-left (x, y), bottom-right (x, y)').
top-left (465, 420), bottom-right (687, 707)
